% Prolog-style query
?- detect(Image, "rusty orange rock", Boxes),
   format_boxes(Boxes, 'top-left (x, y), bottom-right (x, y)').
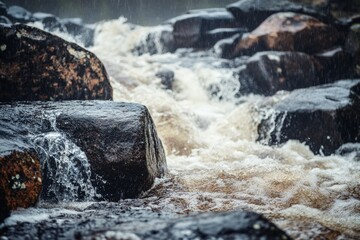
top-left (232, 12), bottom-right (341, 58)
top-left (0, 24), bottom-right (112, 101)
top-left (0, 151), bottom-right (42, 212)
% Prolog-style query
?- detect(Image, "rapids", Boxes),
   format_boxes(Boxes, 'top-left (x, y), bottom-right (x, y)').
top-left (3, 17), bottom-right (360, 239)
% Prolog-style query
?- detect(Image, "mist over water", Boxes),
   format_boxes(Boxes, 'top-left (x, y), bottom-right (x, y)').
top-left (3, 0), bottom-right (236, 25)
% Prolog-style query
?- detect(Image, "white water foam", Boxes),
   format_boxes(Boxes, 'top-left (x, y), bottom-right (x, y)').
top-left (87, 19), bottom-right (360, 239)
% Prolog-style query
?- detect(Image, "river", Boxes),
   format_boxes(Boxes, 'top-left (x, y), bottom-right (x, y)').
top-left (2, 4), bottom-right (360, 240)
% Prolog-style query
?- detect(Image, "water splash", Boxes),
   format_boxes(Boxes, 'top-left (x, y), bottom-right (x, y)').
top-left (30, 112), bottom-right (98, 202)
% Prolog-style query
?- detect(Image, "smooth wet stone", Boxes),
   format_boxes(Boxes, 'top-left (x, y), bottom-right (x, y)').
top-left (0, 208), bottom-right (291, 240)
top-left (237, 51), bottom-right (321, 96)
top-left (258, 79), bottom-right (360, 155)
top-left (133, 25), bottom-right (175, 55)
top-left (0, 101), bottom-right (167, 202)
top-left (0, 24), bottom-right (112, 101)
top-left (229, 12), bottom-right (341, 58)
top-left (345, 24), bottom-right (360, 76)
top-left (226, 0), bottom-right (331, 30)
top-left (315, 47), bottom-right (355, 82)
top-left (0, 151), bottom-right (42, 214)
top-left (6, 5), bottom-right (33, 23)
top-left (170, 8), bottom-right (244, 49)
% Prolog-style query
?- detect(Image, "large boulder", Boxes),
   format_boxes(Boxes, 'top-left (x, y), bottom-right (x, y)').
top-left (0, 151), bottom-right (42, 220)
top-left (0, 24), bottom-right (112, 101)
top-left (229, 12), bottom-right (341, 58)
top-left (170, 8), bottom-right (246, 49)
top-left (258, 79), bottom-right (360, 155)
top-left (237, 51), bottom-right (321, 96)
top-left (226, 0), bottom-right (332, 30)
top-left (0, 101), bottom-right (167, 202)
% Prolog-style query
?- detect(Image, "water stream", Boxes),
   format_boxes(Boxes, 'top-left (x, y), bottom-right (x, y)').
top-left (3, 17), bottom-right (360, 240)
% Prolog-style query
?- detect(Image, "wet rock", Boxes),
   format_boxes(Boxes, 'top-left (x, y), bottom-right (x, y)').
top-left (345, 24), bottom-right (360, 76)
top-left (32, 12), bottom-right (63, 31)
top-left (226, 0), bottom-right (332, 30)
top-left (237, 51), bottom-right (321, 96)
top-left (0, 24), bottom-right (112, 101)
top-left (0, 101), bottom-right (167, 202)
top-left (258, 79), bottom-right (360, 155)
top-left (0, 16), bottom-right (11, 24)
top-left (92, 211), bottom-right (291, 239)
top-left (6, 5), bottom-right (33, 23)
top-left (170, 8), bottom-right (244, 49)
top-left (133, 25), bottom-right (175, 55)
top-left (156, 69), bottom-right (175, 90)
top-left (0, 188), bottom-right (9, 223)
top-left (315, 47), bottom-right (355, 82)
top-left (230, 12), bottom-right (341, 58)
top-left (0, 151), bottom-right (42, 213)
top-left (60, 18), bottom-right (95, 47)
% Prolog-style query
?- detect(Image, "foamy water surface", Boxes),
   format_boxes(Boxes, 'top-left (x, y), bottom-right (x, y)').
top-left (8, 18), bottom-right (360, 239)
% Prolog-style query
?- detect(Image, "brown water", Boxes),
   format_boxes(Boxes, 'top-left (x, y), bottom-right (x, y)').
top-left (88, 19), bottom-right (360, 239)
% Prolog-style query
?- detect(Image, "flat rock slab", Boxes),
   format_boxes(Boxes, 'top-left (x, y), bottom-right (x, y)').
top-left (0, 24), bottom-right (112, 101)
top-left (1, 207), bottom-right (291, 240)
top-left (0, 101), bottom-right (167, 202)
top-left (258, 79), bottom-right (360, 155)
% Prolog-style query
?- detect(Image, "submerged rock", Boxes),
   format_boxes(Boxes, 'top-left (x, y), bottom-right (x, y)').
top-left (237, 51), bottom-right (321, 96)
top-left (0, 24), bottom-right (112, 101)
top-left (229, 12), bottom-right (340, 58)
top-left (0, 101), bottom-right (167, 202)
top-left (226, 0), bottom-right (331, 30)
top-left (0, 151), bottom-right (42, 214)
top-left (258, 79), bottom-right (360, 155)
top-left (171, 8), bottom-right (245, 49)
top-left (156, 69), bottom-right (175, 90)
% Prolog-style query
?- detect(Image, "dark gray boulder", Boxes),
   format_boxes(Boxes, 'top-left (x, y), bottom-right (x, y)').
top-left (237, 51), bottom-right (321, 96)
top-left (226, 0), bottom-right (332, 30)
top-left (258, 79), bottom-right (360, 155)
top-left (170, 8), bottom-right (245, 49)
top-left (0, 101), bottom-right (167, 202)
top-left (0, 24), bottom-right (112, 101)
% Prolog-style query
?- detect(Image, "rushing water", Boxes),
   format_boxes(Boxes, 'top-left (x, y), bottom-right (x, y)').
top-left (3, 17), bottom-right (360, 239)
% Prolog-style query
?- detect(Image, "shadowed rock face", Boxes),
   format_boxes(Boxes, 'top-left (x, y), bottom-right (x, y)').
top-left (0, 151), bottom-right (42, 214)
top-left (231, 12), bottom-right (341, 58)
top-left (0, 101), bottom-right (167, 202)
top-left (258, 79), bottom-right (360, 155)
top-left (171, 9), bottom-right (246, 49)
top-left (237, 51), bottom-right (321, 96)
top-left (0, 24), bottom-right (112, 102)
